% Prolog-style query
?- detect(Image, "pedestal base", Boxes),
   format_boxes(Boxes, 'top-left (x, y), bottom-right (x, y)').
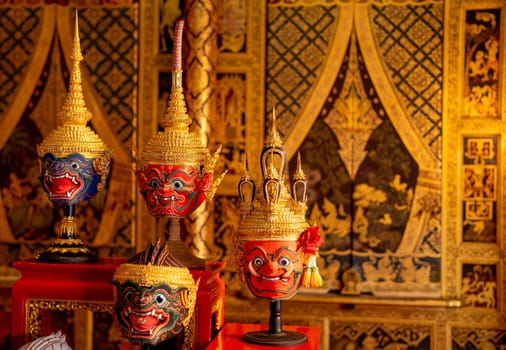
top-left (36, 238), bottom-right (98, 264)
top-left (244, 299), bottom-right (307, 346)
top-left (205, 323), bottom-right (321, 350)
top-left (243, 330), bottom-right (307, 346)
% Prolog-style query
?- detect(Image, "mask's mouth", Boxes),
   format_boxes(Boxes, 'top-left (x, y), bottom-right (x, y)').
top-left (121, 306), bottom-right (170, 339)
top-left (155, 194), bottom-right (177, 206)
top-left (44, 172), bottom-right (83, 199)
top-left (248, 261), bottom-right (293, 283)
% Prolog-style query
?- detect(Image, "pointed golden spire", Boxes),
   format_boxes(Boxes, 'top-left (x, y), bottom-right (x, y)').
top-left (159, 19), bottom-right (192, 132)
top-left (38, 11), bottom-right (111, 164)
top-left (292, 152), bottom-right (308, 207)
top-left (139, 19), bottom-right (217, 169)
top-left (260, 107), bottom-right (286, 188)
top-left (59, 11), bottom-right (91, 127)
top-left (264, 107), bottom-right (283, 148)
top-left (293, 152), bottom-right (306, 181)
top-left (238, 154), bottom-right (256, 208)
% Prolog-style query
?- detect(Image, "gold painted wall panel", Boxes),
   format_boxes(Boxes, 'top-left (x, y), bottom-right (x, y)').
top-left (218, 0), bottom-right (506, 349)
top-left (265, 1), bottom-right (444, 297)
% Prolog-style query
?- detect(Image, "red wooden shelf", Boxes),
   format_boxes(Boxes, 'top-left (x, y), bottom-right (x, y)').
top-left (11, 258), bottom-right (225, 350)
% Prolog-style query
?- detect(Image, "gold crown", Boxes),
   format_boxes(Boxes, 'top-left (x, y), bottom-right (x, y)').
top-left (37, 13), bottom-right (111, 164)
top-left (137, 19), bottom-right (220, 172)
top-left (113, 239), bottom-right (196, 283)
top-left (113, 263), bottom-right (197, 289)
top-left (237, 109), bottom-right (309, 241)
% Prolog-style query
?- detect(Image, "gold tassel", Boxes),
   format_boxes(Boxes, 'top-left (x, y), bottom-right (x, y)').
top-left (301, 253), bottom-right (323, 288)
top-left (298, 226), bottom-right (324, 288)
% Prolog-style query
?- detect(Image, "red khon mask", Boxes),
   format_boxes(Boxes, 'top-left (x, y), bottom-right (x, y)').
top-left (242, 240), bottom-right (302, 299)
top-left (136, 19), bottom-right (225, 221)
top-left (234, 109), bottom-right (324, 301)
top-left (137, 164), bottom-right (212, 218)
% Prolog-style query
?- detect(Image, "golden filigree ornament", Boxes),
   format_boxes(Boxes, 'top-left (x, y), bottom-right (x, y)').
top-left (234, 108), bottom-right (323, 346)
top-left (135, 19), bottom-right (225, 267)
top-left (236, 109), bottom-right (310, 242)
top-left (36, 12), bottom-right (111, 264)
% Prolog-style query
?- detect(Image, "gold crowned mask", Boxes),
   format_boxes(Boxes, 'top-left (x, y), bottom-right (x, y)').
top-left (35, 12), bottom-right (111, 264)
top-left (112, 240), bottom-right (199, 327)
top-left (136, 20), bottom-right (224, 201)
top-left (37, 14), bottom-right (111, 181)
top-left (237, 109), bottom-right (309, 242)
top-left (112, 239), bottom-right (199, 348)
top-left (135, 19), bottom-right (225, 268)
top-left (234, 109), bottom-right (323, 346)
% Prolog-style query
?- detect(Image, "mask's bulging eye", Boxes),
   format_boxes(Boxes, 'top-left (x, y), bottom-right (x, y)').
top-left (279, 257), bottom-right (290, 267)
top-left (150, 179), bottom-right (160, 189)
top-left (173, 180), bottom-right (183, 190)
top-left (155, 293), bottom-right (167, 305)
top-left (253, 257), bottom-right (264, 268)
top-left (71, 161), bottom-right (80, 169)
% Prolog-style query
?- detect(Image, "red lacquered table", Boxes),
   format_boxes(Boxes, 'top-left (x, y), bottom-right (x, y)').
top-left (11, 258), bottom-right (121, 349)
top-left (205, 323), bottom-right (321, 350)
top-left (11, 258), bottom-right (225, 350)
